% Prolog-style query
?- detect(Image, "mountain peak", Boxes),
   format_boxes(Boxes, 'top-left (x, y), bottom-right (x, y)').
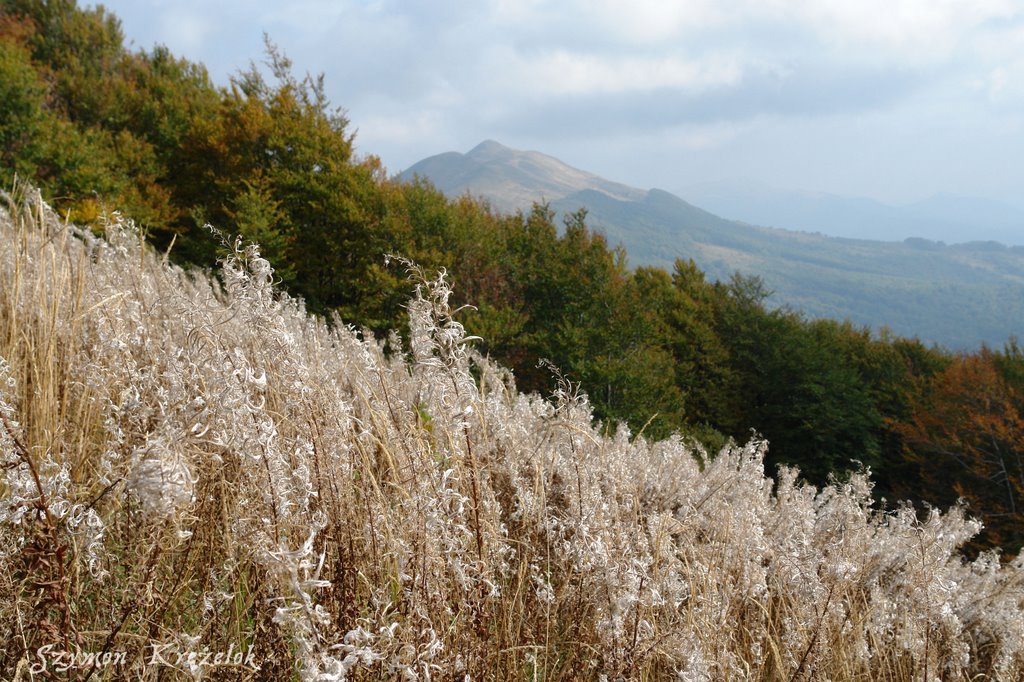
top-left (400, 141), bottom-right (646, 214)
top-left (467, 139), bottom-right (512, 158)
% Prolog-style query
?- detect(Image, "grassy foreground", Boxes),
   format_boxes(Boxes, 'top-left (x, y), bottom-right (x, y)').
top-left (0, 187), bottom-right (1022, 681)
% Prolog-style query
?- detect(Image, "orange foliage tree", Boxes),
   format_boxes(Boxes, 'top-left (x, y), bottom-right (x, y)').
top-left (895, 349), bottom-right (1024, 555)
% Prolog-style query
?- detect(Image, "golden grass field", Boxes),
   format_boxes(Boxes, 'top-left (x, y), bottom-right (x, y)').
top-left (1, 186), bottom-right (1022, 680)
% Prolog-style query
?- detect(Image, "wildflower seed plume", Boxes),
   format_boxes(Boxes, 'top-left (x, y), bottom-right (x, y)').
top-left (127, 437), bottom-right (196, 521)
top-left (0, 190), bottom-right (1022, 680)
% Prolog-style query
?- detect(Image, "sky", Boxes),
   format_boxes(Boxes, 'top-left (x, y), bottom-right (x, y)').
top-left (97, 0), bottom-right (1024, 207)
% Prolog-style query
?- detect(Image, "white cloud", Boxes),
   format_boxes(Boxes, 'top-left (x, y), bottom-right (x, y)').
top-left (357, 110), bottom-right (448, 148)
top-left (987, 66), bottom-right (1011, 99)
top-left (964, 21), bottom-right (1024, 107)
top-left (515, 51), bottom-right (743, 95)
top-left (782, 0), bottom-right (1018, 62)
top-left (589, 0), bottom-right (726, 43)
top-left (98, 0), bottom-right (1024, 203)
top-left (968, 59), bottom-right (1024, 110)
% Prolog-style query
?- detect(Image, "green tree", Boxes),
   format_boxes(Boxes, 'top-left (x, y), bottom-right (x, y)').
top-left (0, 33), bottom-right (47, 183)
top-left (708, 275), bottom-right (882, 484)
top-left (173, 42), bottom-right (394, 323)
top-left (666, 259), bottom-right (735, 431)
top-left (4, 0), bottom-right (126, 123)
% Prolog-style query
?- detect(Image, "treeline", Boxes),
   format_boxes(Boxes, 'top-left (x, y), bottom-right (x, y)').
top-left (2, 0), bottom-right (1023, 555)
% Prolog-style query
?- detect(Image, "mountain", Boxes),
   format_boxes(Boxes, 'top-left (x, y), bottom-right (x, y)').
top-left (401, 141), bottom-right (1024, 349)
top-left (679, 179), bottom-right (1024, 246)
top-left (905, 193), bottom-right (1024, 245)
top-left (402, 140), bottom-right (645, 213)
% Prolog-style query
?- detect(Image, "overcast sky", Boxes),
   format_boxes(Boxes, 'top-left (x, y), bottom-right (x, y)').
top-left (99, 0), bottom-right (1024, 206)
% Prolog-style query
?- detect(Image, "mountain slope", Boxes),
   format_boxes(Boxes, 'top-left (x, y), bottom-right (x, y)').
top-left (402, 140), bottom-right (645, 213)
top-left (401, 142), bottom-right (1024, 349)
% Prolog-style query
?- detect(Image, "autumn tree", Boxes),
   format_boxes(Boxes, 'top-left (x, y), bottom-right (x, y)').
top-left (896, 349), bottom-right (1024, 555)
top-left (0, 0), bottom-right (217, 225)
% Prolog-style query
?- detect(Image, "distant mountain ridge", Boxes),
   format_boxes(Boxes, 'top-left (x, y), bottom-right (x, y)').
top-left (401, 141), bottom-right (1024, 349)
top-left (679, 179), bottom-right (1024, 246)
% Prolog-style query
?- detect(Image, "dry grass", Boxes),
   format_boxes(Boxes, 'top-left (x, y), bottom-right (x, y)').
top-left (0, 185), bottom-right (1022, 681)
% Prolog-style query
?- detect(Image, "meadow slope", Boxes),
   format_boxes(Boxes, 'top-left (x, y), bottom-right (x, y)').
top-left (1, 188), bottom-right (1022, 680)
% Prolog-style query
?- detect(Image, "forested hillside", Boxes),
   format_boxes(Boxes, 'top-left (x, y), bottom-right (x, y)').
top-left (2, 0), bottom-right (1024, 558)
top-left (404, 141), bottom-right (1024, 349)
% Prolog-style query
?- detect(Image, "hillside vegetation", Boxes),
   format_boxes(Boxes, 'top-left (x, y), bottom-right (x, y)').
top-left (2, 189), bottom-right (1023, 680)
top-left (4, 0), bottom-right (1024, 561)
top-left (404, 141), bottom-right (1024, 349)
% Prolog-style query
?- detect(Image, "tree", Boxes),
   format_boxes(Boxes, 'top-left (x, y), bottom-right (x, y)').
top-left (173, 40), bottom-right (397, 323)
top-left (706, 276), bottom-right (882, 484)
top-left (895, 350), bottom-right (1024, 554)
top-left (0, 34), bottom-right (47, 183)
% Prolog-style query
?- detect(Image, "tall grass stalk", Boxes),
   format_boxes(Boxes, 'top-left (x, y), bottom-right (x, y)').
top-left (0, 187), bottom-right (1021, 680)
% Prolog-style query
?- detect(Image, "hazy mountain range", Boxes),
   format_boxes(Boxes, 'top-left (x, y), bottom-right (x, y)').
top-left (400, 141), bottom-right (1024, 349)
top-left (681, 179), bottom-right (1024, 246)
